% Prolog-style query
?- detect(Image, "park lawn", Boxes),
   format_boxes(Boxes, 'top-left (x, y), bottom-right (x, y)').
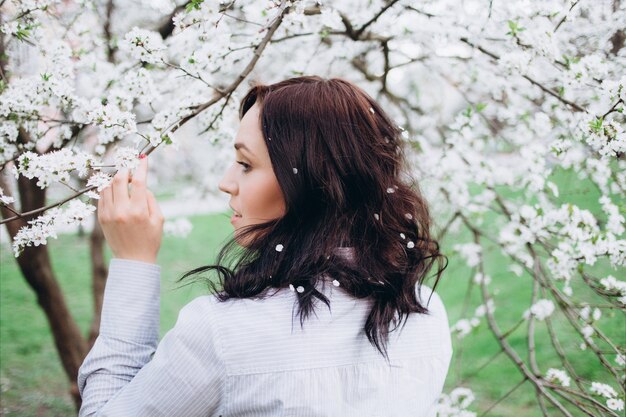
top-left (0, 212), bottom-right (232, 416)
top-left (0, 166), bottom-right (622, 416)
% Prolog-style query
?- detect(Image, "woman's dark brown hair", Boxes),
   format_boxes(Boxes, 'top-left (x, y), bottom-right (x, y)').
top-left (180, 76), bottom-right (448, 361)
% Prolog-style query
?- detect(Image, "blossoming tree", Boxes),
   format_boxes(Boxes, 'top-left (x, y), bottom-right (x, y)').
top-left (1, 0), bottom-right (624, 414)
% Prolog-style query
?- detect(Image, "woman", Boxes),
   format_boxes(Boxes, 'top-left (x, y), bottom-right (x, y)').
top-left (78, 76), bottom-right (453, 416)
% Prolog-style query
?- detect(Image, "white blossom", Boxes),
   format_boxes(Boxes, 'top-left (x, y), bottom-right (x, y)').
top-left (599, 275), bottom-right (626, 297)
top-left (599, 195), bottom-right (625, 236)
top-left (450, 318), bottom-right (480, 338)
top-left (163, 218), bottom-right (193, 238)
top-left (86, 172), bottom-right (113, 192)
top-left (590, 382), bottom-right (618, 399)
top-left (522, 299), bottom-right (555, 321)
top-left (12, 200), bottom-right (96, 257)
top-left (87, 103), bottom-right (138, 144)
top-left (474, 300), bottom-right (495, 318)
top-left (606, 398), bottom-right (624, 412)
top-left (113, 147), bottom-right (140, 171)
top-left (545, 369), bottom-right (571, 387)
top-left (473, 273), bottom-right (491, 285)
top-left (16, 149), bottom-right (97, 189)
top-left (454, 243), bottom-right (482, 268)
top-left (433, 386), bottom-right (477, 417)
top-left (0, 187), bottom-right (15, 205)
top-left (120, 27), bottom-right (166, 64)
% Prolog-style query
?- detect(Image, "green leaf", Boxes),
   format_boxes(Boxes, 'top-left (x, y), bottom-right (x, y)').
top-left (506, 20), bottom-right (525, 36)
top-left (185, 0), bottom-right (204, 13)
top-left (588, 117), bottom-right (603, 133)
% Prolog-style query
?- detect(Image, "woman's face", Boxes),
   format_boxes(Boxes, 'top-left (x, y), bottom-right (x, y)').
top-left (218, 102), bottom-right (286, 245)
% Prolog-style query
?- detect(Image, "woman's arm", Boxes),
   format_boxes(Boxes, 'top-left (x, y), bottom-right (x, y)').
top-left (78, 156), bottom-right (225, 415)
top-left (77, 259), bottom-right (226, 416)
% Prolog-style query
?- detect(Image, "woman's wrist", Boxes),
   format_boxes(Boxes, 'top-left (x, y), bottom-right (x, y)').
top-left (113, 256), bottom-right (158, 265)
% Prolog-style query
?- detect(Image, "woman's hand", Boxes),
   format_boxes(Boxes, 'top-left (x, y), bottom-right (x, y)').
top-left (98, 155), bottom-right (164, 264)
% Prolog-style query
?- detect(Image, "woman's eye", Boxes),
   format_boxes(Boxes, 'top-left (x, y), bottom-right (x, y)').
top-left (237, 161), bottom-right (251, 172)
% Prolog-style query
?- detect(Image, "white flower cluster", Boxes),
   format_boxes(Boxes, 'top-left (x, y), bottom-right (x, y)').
top-left (579, 305), bottom-right (601, 322)
top-left (451, 297), bottom-right (495, 339)
top-left (0, 186), bottom-right (15, 205)
top-left (120, 27), bottom-right (166, 64)
top-left (599, 195), bottom-right (625, 236)
top-left (474, 299), bottom-right (495, 318)
top-left (500, 200), bottom-right (622, 282)
top-left (86, 103), bottom-right (137, 145)
top-left (599, 275), bottom-right (626, 305)
top-left (432, 387), bottom-right (477, 417)
top-left (590, 382), bottom-right (624, 412)
top-left (522, 299), bottom-right (555, 321)
top-left (0, 123), bottom-right (20, 166)
top-left (591, 382), bottom-right (617, 398)
top-left (12, 0), bottom-right (56, 13)
top-left (12, 200), bottom-right (96, 257)
top-left (583, 115), bottom-right (626, 160)
top-left (601, 76), bottom-right (626, 103)
top-left (450, 317), bottom-right (480, 339)
top-left (113, 147), bottom-right (140, 171)
top-left (565, 54), bottom-right (609, 88)
top-left (111, 68), bottom-right (158, 109)
top-left (16, 149), bottom-right (97, 189)
top-left (163, 218), bottom-right (193, 238)
top-left (545, 368), bottom-right (571, 387)
top-left (576, 303), bottom-right (604, 350)
top-left (453, 243), bottom-right (482, 268)
top-left (85, 171), bottom-right (113, 200)
top-left (499, 205), bottom-right (551, 251)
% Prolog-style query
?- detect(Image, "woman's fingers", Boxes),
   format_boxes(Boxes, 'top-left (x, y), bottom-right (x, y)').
top-left (146, 189), bottom-right (164, 223)
top-left (112, 167), bottom-right (131, 208)
top-left (129, 156), bottom-right (149, 211)
top-left (98, 182), bottom-right (113, 223)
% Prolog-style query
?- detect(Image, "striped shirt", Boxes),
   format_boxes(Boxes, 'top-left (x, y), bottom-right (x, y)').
top-left (78, 249), bottom-right (453, 416)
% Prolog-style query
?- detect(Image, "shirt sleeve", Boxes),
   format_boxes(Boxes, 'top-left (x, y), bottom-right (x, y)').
top-left (77, 258), bottom-right (226, 417)
top-left (421, 287), bottom-right (453, 417)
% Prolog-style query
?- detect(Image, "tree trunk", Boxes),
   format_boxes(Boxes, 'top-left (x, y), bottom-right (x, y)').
top-left (1, 165), bottom-right (87, 410)
top-left (88, 207), bottom-right (107, 348)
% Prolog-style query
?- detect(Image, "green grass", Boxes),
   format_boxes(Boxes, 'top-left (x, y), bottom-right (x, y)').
top-left (0, 212), bottom-right (232, 416)
top-left (0, 166), bottom-right (622, 416)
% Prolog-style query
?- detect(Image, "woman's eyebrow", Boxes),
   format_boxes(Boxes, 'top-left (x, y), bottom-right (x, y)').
top-left (234, 142), bottom-right (254, 157)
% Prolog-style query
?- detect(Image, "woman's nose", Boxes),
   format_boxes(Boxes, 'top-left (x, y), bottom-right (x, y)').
top-left (218, 168), bottom-right (237, 195)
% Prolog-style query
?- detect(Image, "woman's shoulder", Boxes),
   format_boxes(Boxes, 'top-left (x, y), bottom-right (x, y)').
top-left (417, 284), bottom-right (447, 316)
top-left (416, 284), bottom-right (450, 329)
